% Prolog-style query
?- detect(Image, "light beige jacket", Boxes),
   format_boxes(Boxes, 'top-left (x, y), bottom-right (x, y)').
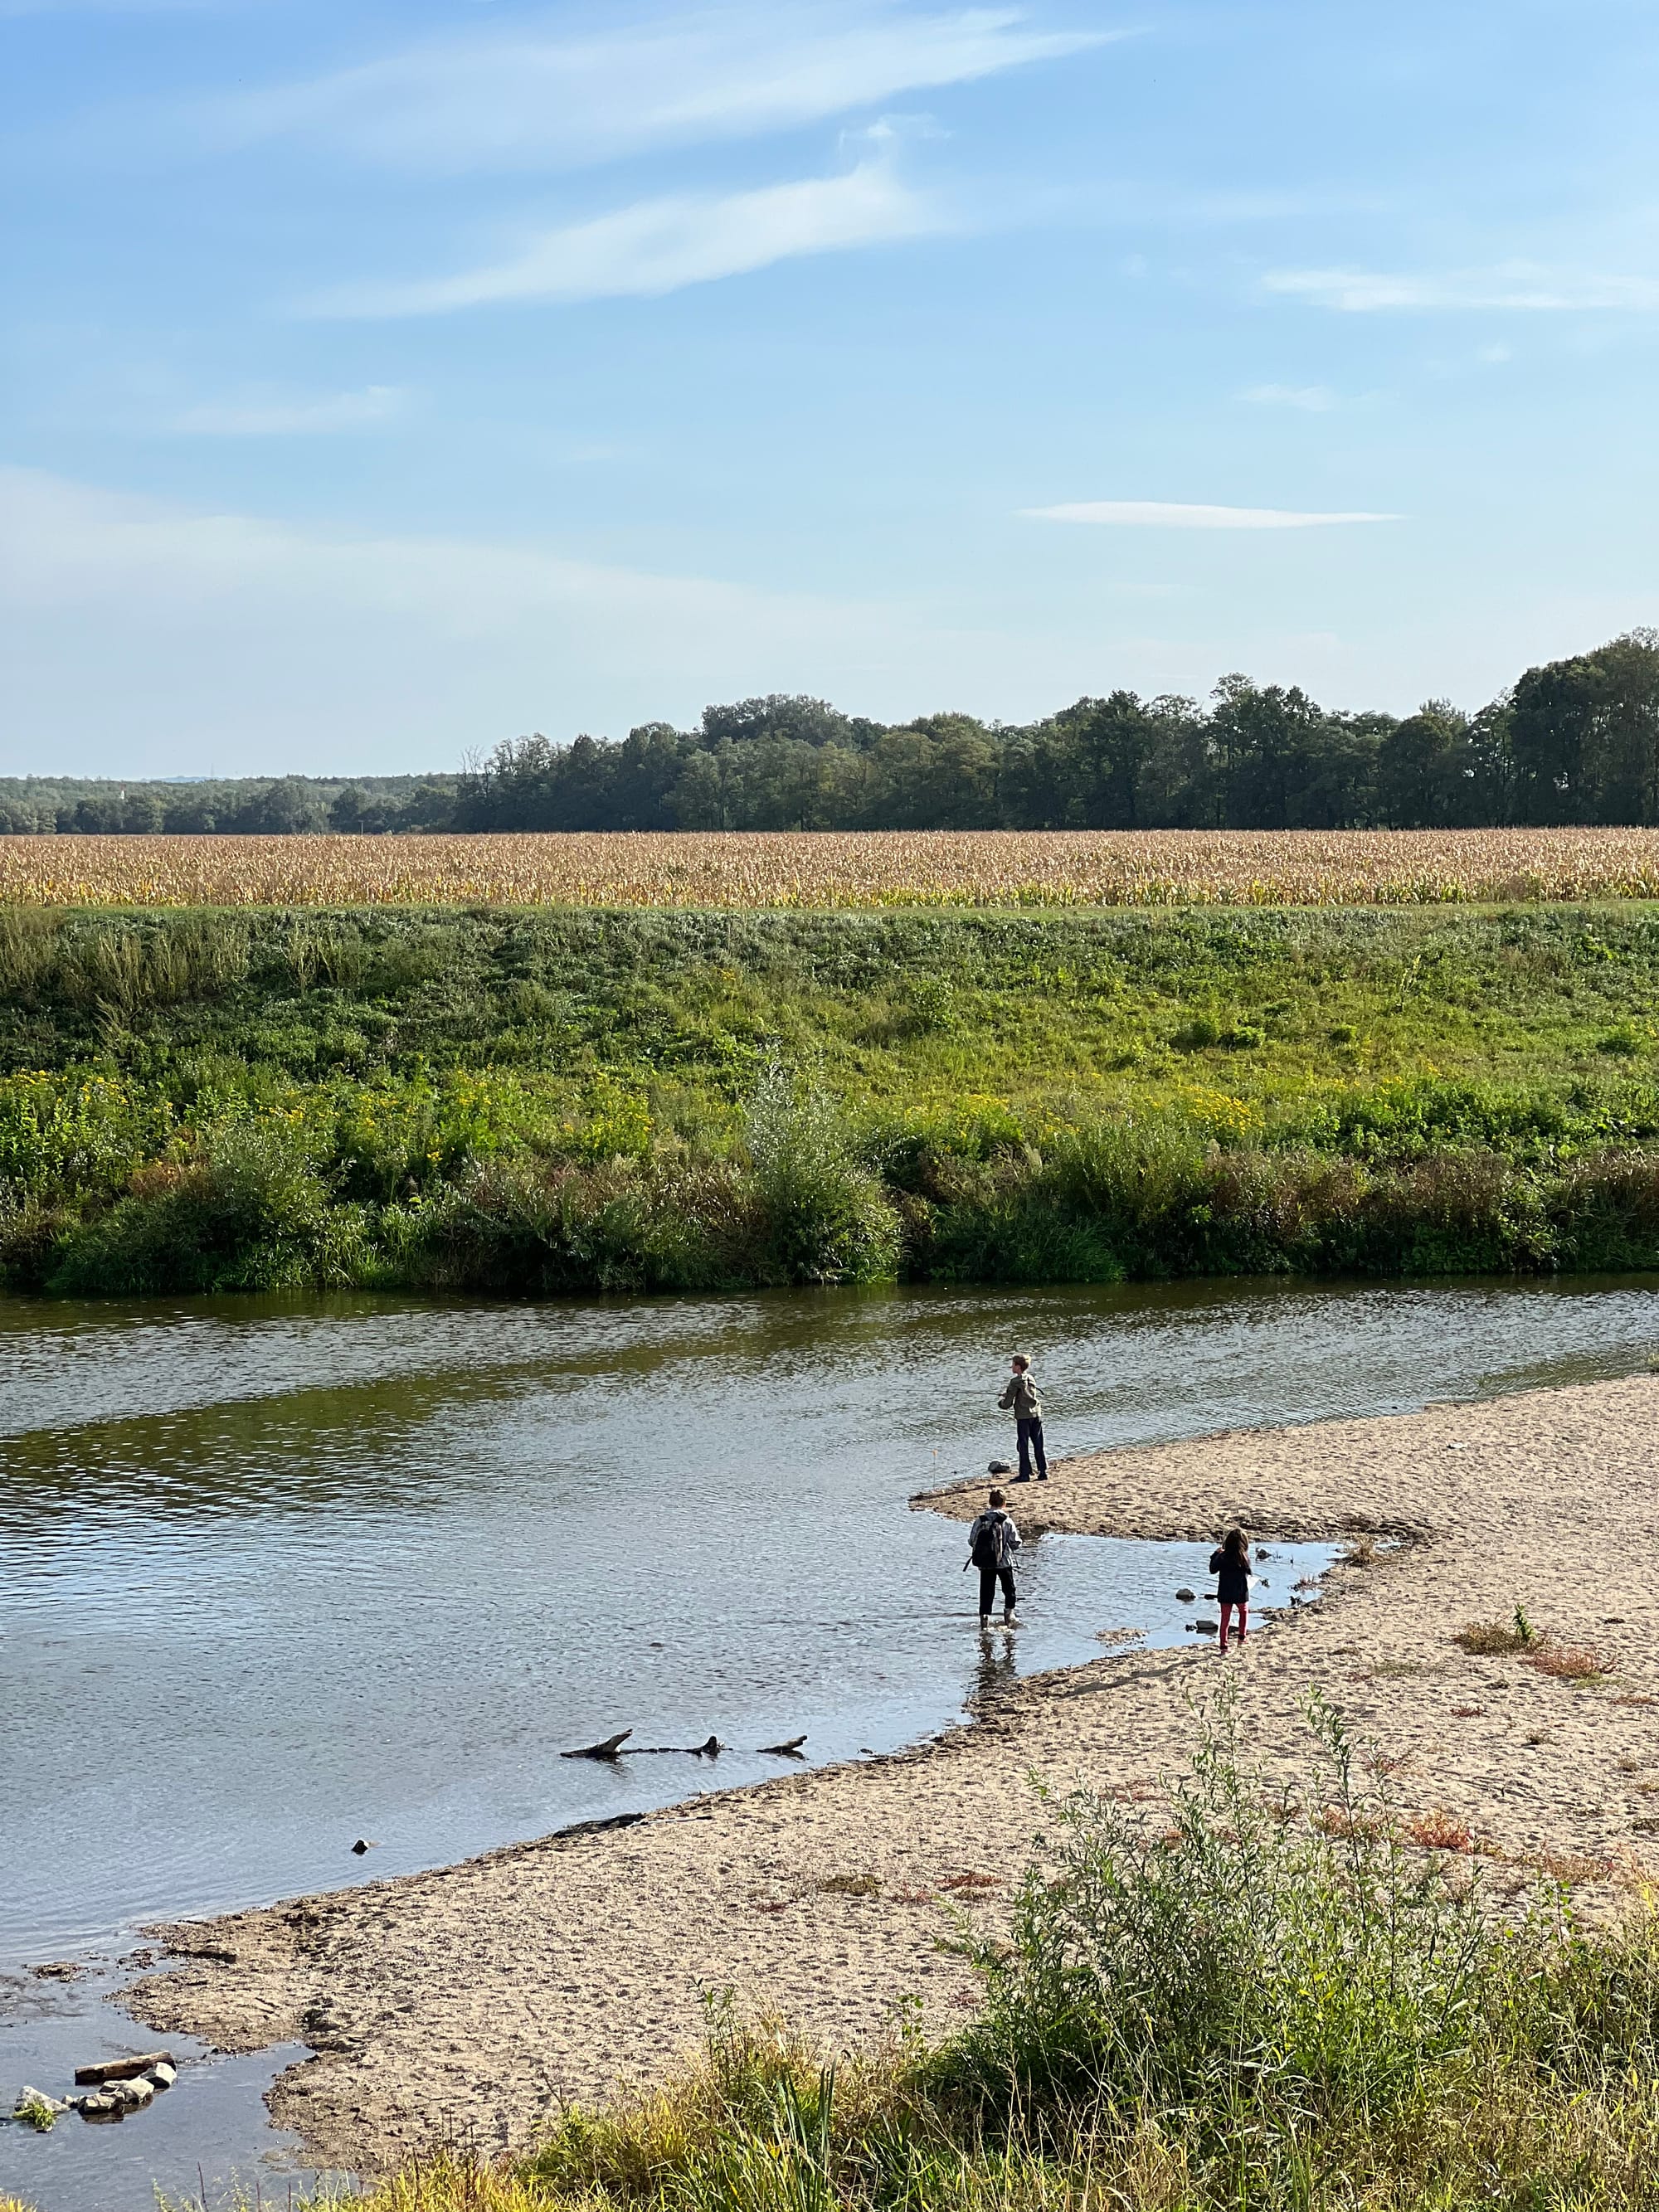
top-left (998, 1370), bottom-right (1043, 1419)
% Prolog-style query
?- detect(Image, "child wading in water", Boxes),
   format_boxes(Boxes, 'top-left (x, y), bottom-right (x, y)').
top-left (966, 1488), bottom-right (1021, 1629)
top-left (998, 1354), bottom-right (1047, 1482)
top-left (1209, 1528), bottom-right (1252, 1651)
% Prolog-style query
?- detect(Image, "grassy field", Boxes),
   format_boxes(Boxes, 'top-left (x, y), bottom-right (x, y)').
top-left (7, 901), bottom-right (1659, 1293)
top-left (134, 1700), bottom-right (1659, 2212)
top-left (10, 827), bottom-right (1659, 909)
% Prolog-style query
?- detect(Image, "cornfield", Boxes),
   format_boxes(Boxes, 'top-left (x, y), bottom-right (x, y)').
top-left (7, 829), bottom-right (1659, 909)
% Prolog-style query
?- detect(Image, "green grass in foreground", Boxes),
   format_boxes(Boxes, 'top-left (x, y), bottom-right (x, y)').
top-left (11, 902), bottom-right (1659, 1292)
top-left (153, 1695), bottom-right (1659, 2212)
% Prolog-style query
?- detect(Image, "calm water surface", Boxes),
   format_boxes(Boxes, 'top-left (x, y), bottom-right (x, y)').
top-left (5, 1273), bottom-right (1659, 2210)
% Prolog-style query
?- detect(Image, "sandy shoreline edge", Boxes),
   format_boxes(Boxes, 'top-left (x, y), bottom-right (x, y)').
top-left (127, 1374), bottom-right (1659, 2174)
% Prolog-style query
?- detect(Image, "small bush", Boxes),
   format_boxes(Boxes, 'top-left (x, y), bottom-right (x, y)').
top-left (1455, 1619), bottom-right (1529, 1655)
top-left (1170, 1014), bottom-right (1221, 1051)
top-left (46, 1121), bottom-right (368, 1295)
top-left (1523, 1639), bottom-right (1606, 1683)
top-left (1554, 1149), bottom-right (1659, 1268)
top-left (1407, 1808), bottom-right (1474, 1851)
top-left (408, 1153), bottom-right (751, 1296)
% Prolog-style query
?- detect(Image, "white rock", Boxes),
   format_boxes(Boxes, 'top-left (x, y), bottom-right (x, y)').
top-left (15, 2085), bottom-right (71, 2116)
top-left (150, 2061), bottom-right (178, 2088)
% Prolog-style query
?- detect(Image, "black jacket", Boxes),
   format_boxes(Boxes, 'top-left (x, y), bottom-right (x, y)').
top-left (1210, 1546), bottom-right (1251, 1603)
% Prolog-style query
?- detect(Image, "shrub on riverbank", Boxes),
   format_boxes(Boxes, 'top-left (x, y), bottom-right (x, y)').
top-left (252, 1697), bottom-right (1659, 2212)
top-left (12, 902), bottom-right (1659, 1293)
top-left (19, 1113), bottom-right (1659, 1296)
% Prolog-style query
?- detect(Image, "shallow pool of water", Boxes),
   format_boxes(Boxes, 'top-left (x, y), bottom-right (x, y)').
top-left (4, 1271), bottom-right (1659, 2210)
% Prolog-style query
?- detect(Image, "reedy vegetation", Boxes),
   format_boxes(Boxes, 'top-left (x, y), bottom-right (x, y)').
top-left (157, 1697), bottom-right (1659, 2211)
top-left (8, 904), bottom-right (1659, 1294)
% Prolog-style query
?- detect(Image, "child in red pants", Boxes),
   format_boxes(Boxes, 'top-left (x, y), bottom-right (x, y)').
top-left (1209, 1528), bottom-right (1253, 1651)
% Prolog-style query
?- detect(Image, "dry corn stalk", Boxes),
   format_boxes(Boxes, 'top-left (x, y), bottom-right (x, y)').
top-left (7, 828), bottom-right (1659, 909)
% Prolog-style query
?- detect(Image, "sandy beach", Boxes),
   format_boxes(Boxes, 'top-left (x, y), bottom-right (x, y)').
top-left (127, 1374), bottom-right (1659, 2176)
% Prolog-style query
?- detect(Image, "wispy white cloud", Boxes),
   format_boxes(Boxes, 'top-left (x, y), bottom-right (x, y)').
top-left (1241, 382), bottom-right (1338, 411)
top-left (1266, 264), bottom-right (1659, 313)
top-left (304, 154), bottom-right (939, 318)
top-left (164, 384), bottom-right (408, 435)
top-left (0, 465), bottom-right (937, 763)
top-left (1024, 501), bottom-right (1401, 530)
top-left (199, 2), bottom-right (1117, 174)
top-left (0, 465), bottom-right (836, 630)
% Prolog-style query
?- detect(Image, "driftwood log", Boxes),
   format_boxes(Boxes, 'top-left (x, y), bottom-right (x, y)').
top-left (560, 1730), bottom-right (633, 1761)
top-left (757, 1734), bottom-right (808, 1756)
top-left (74, 2052), bottom-right (174, 2086)
top-left (560, 1730), bottom-right (733, 1759)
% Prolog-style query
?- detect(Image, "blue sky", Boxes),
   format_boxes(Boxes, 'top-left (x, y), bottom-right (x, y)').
top-left (4, 0), bottom-right (1657, 775)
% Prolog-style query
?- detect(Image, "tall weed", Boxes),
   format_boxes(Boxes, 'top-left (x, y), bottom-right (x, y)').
top-left (744, 1060), bottom-right (899, 1285)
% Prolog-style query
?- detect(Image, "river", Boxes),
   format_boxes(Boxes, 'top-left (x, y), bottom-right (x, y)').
top-left (4, 1272), bottom-right (1659, 2208)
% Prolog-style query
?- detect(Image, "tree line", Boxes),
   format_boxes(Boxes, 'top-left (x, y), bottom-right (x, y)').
top-left (6, 630), bottom-right (1657, 836)
top-left (0, 773), bottom-right (457, 839)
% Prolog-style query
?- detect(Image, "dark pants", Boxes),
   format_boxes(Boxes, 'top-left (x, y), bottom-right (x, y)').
top-left (1017, 1416), bottom-right (1047, 1479)
top-left (979, 1564), bottom-right (1017, 1617)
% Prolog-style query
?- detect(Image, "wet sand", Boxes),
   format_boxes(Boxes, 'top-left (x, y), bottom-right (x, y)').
top-left (127, 1375), bottom-right (1659, 2175)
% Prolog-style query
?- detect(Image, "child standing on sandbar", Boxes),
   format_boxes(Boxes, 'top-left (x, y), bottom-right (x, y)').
top-left (998, 1354), bottom-right (1047, 1482)
top-left (1209, 1528), bottom-right (1253, 1651)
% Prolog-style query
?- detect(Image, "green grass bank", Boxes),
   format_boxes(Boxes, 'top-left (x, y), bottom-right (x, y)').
top-left (8, 901), bottom-right (1659, 1296)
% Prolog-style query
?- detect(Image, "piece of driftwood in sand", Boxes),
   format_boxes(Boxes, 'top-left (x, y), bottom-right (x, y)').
top-left (560, 1731), bottom-right (634, 1761)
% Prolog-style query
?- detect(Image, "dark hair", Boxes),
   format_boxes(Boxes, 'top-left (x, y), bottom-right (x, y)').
top-left (988, 1487), bottom-right (1005, 1508)
top-left (1223, 1527), bottom-right (1248, 1560)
